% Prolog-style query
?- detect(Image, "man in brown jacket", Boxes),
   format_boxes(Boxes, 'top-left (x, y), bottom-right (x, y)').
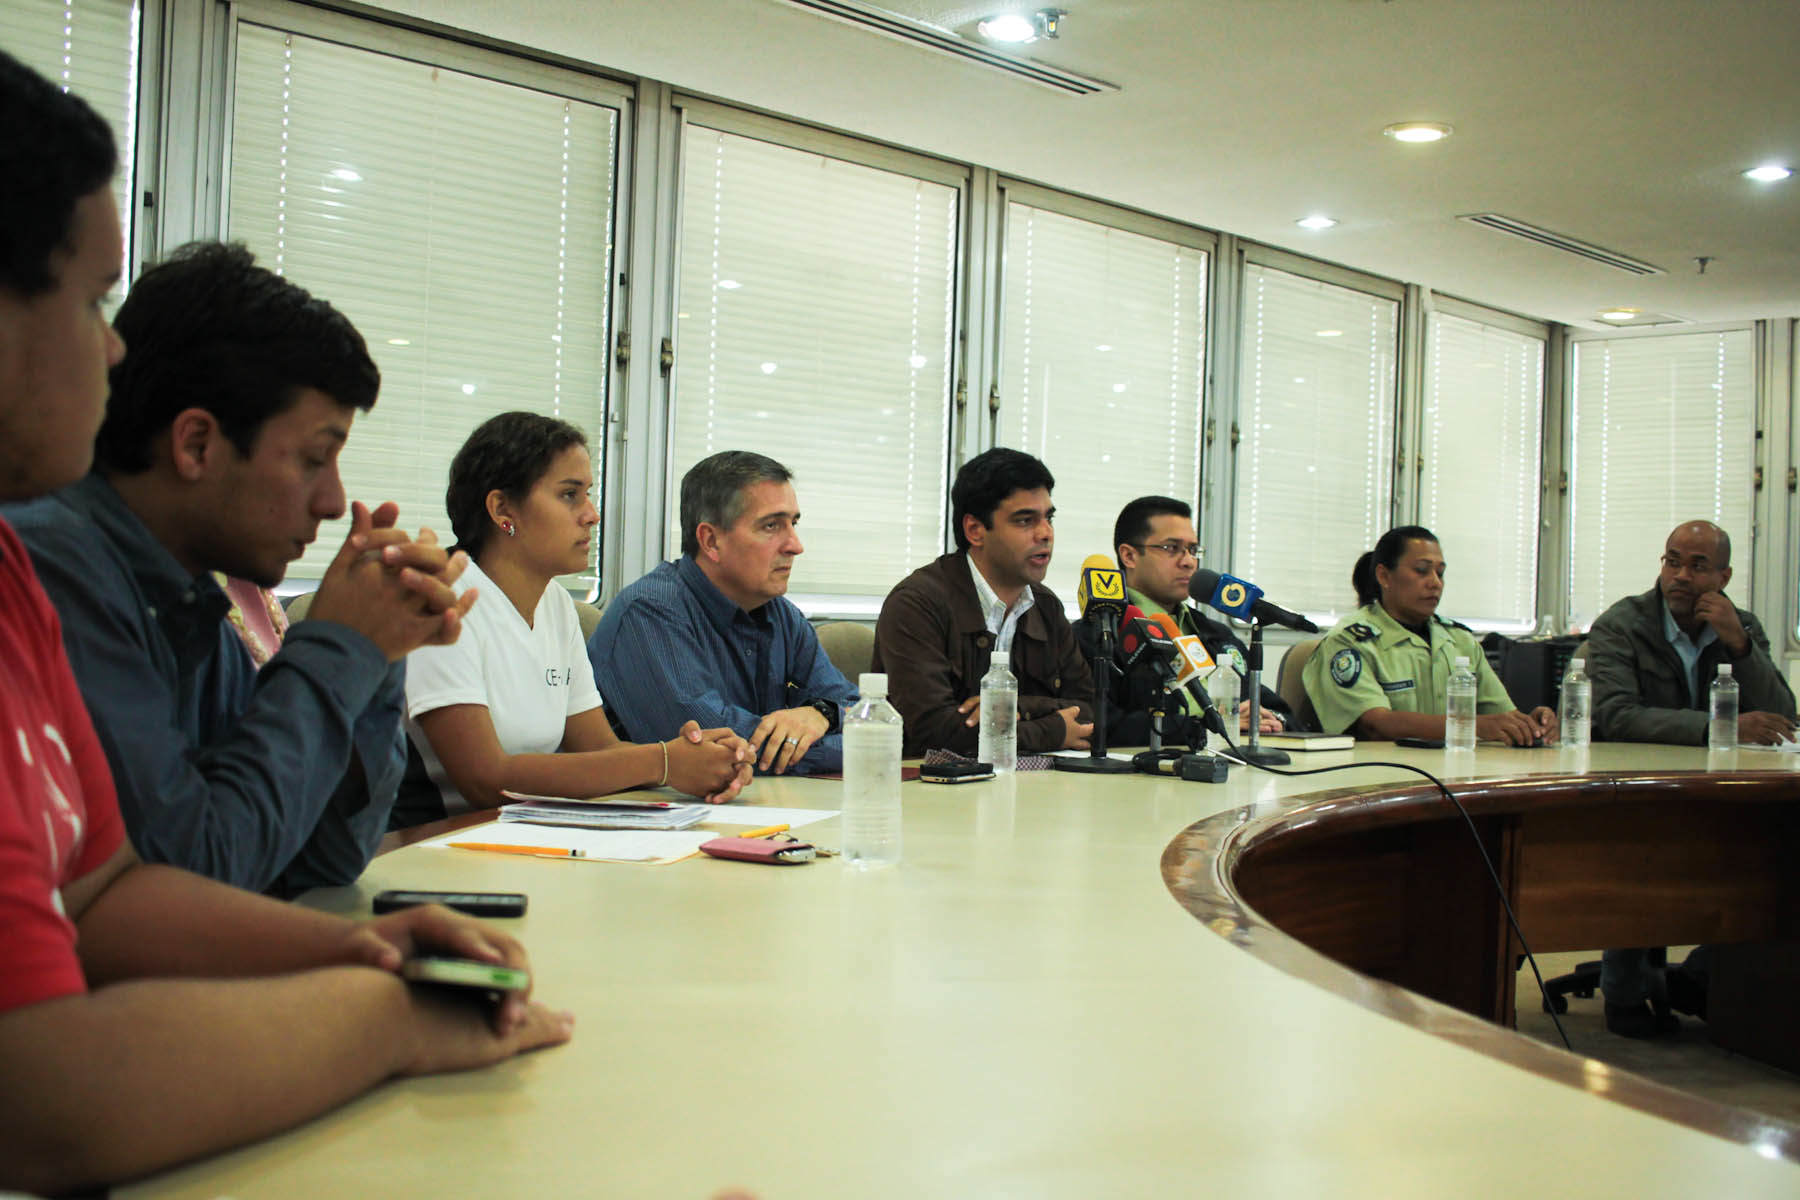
top-left (872, 448), bottom-right (1094, 757)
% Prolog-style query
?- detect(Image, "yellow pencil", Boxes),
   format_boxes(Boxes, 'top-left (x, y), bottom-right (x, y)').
top-left (734, 824), bottom-right (790, 840)
top-left (448, 841), bottom-right (586, 859)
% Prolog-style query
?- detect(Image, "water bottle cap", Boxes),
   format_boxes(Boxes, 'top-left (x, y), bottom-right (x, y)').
top-left (991, 650), bottom-right (1008, 669)
top-left (858, 672), bottom-right (888, 696)
top-left (1717, 664), bottom-right (1732, 678)
top-left (1453, 655), bottom-right (1470, 668)
top-left (1569, 658), bottom-right (1584, 670)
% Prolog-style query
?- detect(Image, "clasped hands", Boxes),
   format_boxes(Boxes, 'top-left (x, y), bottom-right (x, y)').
top-left (308, 500), bottom-right (476, 661)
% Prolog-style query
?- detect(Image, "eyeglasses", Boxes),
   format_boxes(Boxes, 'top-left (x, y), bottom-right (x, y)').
top-left (1132, 541), bottom-right (1202, 561)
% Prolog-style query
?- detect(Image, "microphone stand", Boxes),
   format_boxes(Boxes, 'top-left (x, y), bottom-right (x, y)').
top-left (1055, 618), bottom-right (1134, 775)
top-left (1234, 620), bottom-right (1291, 767)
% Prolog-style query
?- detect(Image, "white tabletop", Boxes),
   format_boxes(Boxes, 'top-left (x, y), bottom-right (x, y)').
top-left (124, 742), bottom-right (1800, 1197)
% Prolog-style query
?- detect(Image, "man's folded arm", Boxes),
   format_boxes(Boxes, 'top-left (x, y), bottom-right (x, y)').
top-left (1729, 614), bottom-right (1797, 717)
top-left (1586, 620), bottom-right (1705, 745)
top-left (30, 532), bottom-right (391, 890)
top-left (595, 600), bottom-right (767, 744)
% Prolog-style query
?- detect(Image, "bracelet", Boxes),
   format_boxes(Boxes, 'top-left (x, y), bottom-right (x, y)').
top-left (657, 739), bottom-right (670, 788)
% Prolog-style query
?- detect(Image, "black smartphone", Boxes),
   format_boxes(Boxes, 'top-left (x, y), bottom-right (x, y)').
top-left (1394, 736), bottom-right (1446, 750)
top-left (920, 760), bottom-right (997, 784)
top-left (372, 890), bottom-right (528, 918)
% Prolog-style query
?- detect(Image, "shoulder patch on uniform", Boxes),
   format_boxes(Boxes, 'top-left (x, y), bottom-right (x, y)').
top-left (1345, 623), bottom-right (1378, 643)
top-left (1329, 647), bottom-right (1362, 687)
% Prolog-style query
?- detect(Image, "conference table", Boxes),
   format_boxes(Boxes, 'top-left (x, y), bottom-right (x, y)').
top-left (125, 742), bottom-right (1800, 1197)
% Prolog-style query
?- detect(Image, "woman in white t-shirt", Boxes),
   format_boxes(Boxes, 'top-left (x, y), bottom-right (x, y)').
top-left (394, 413), bottom-right (750, 828)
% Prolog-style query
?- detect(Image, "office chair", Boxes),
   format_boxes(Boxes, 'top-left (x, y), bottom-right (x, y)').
top-left (814, 620), bottom-right (875, 682)
top-left (1275, 638), bottom-right (1322, 732)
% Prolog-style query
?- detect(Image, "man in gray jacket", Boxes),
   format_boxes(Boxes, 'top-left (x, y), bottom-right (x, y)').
top-left (1588, 519), bottom-right (1794, 746)
top-left (1585, 519), bottom-right (1795, 1037)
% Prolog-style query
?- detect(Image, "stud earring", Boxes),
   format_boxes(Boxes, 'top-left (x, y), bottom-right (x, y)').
top-left (502, 521), bottom-right (516, 537)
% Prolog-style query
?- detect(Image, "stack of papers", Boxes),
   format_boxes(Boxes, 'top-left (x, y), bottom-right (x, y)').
top-left (499, 797), bottom-right (711, 830)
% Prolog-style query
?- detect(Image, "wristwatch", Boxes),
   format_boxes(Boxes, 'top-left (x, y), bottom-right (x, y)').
top-left (806, 697), bottom-right (841, 735)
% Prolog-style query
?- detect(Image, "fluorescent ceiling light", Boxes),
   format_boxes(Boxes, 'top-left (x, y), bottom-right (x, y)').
top-left (1598, 308), bottom-right (1640, 322)
top-left (1296, 215), bottom-right (1337, 230)
top-left (1383, 122), bottom-right (1453, 144)
top-left (1315, 329), bottom-right (1344, 338)
top-left (1743, 164), bottom-right (1792, 183)
top-left (977, 13), bottom-right (1037, 42)
top-left (386, 338), bottom-right (410, 346)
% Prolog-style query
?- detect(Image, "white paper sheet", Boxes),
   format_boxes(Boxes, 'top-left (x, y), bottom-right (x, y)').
top-left (696, 804), bottom-right (840, 829)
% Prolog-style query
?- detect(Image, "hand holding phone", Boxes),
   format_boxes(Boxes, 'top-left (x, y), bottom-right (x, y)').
top-left (401, 956), bottom-right (531, 992)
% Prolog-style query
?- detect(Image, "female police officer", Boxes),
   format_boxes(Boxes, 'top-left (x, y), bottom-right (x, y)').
top-left (1302, 526), bottom-right (1556, 745)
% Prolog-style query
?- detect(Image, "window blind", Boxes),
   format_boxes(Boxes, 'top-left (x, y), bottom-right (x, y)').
top-left (669, 125), bottom-right (958, 600)
top-left (1233, 263), bottom-right (1398, 623)
top-left (2, 0), bottom-right (140, 277)
top-left (1420, 311), bottom-right (1545, 629)
top-left (997, 202), bottom-right (1206, 602)
top-left (1568, 330), bottom-right (1755, 627)
top-left (227, 24), bottom-right (616, 587)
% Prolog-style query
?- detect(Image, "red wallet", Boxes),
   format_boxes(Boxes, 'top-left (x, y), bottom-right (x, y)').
top-left (698, 836), bottom-right (816, 864)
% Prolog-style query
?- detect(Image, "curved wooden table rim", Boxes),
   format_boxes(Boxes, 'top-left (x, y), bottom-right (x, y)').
top-left (1161, 767), bottom-right (1800, 1162)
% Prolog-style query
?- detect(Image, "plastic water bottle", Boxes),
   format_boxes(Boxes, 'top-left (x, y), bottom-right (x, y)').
top-left (978, 650), bottom-right (1018, 774)
top-left (1445, 655), bottom-right (1477, 753)
top-left (1709, 664), bottom-right (1739, 750)
top-left (1560, 658), bottom-right (1591, 749)
top-left (842, 673), bottom-right (903, 868)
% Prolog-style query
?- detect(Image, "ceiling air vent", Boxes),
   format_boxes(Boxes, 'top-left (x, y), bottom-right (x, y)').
top-left (774, 0), bottom-right (1119, 96)
top-left (1457, 213), bottom-right (1667, 276)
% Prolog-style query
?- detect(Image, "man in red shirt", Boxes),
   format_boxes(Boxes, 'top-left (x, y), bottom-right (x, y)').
top-left (0, 49), bottom-right (572, 1194)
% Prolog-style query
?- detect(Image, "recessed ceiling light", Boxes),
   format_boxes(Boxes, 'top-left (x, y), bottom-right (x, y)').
top-left (1383, 122), bottom-right (1453, 144)
top-left (1598, 308), bottom-right (1640, 322)
top-left (1296, 215), bottom-right (1338, 230)
top-left (977, 9), bottom-right (1063, 44)
top-left (1315, 329), bottom-right (1344, 338)
top-left (460, 383), bottom-right (476, 395)
top-left (908, 354), bottom-right (928, 369)
top-left (1743, 164), bottom-right (1792, 183)
top-left (1095, 344), bottom-right (1112, 352)
top-left (977, 13), bottom-right (1037, 42)
top-left (760, 362), bottom-right (778, 375)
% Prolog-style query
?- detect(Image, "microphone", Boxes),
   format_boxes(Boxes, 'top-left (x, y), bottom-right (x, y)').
top-left (1076, 553), bottom-right (1128, 640)
top-left (1189, 568), bottom-right (1319, 633)
top-left (1055, 554), bottom-right (1136, 775)
top-left (1119, 604), bottom-right (1178, 686)
top-left (1148, 612), bottom-right (1218, 693)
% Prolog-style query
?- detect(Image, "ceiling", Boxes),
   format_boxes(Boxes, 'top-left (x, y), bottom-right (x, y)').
top-left (368, 0), bottom-right (1800, 330)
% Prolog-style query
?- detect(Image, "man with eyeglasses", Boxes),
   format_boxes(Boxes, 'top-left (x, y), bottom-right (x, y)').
top-left (1588, 519), bottom-right (1794, 746)
top-left (1585, 519), bottom-right (1795, 1038)
top-left (1073, 496), bottom-right (1292, 745)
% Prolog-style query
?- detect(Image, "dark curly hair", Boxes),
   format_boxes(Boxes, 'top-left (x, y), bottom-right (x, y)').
top-left (0, 48), bottom-right (118, 298)
top-left (97, 242), bottom-right (379, 474)
top-left (951, 447), bottom-right (1055, 550)
top-left (446, 411), bottom-right (590, 557)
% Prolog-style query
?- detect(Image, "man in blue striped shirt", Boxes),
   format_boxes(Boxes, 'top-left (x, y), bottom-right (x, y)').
top-left (587, 451), bottom-right (857, 775)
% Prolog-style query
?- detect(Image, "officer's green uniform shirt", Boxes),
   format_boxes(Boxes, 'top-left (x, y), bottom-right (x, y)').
top-left (1303, 601), bottom-right (1515, 736)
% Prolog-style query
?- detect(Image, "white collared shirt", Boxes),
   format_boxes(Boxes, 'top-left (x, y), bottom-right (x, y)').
top-left (967, 554), bottom-right (1034, 654)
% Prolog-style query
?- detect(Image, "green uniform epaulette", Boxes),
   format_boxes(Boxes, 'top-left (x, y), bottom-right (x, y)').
top-left (1345, 623), bottom-right (1378, 643)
